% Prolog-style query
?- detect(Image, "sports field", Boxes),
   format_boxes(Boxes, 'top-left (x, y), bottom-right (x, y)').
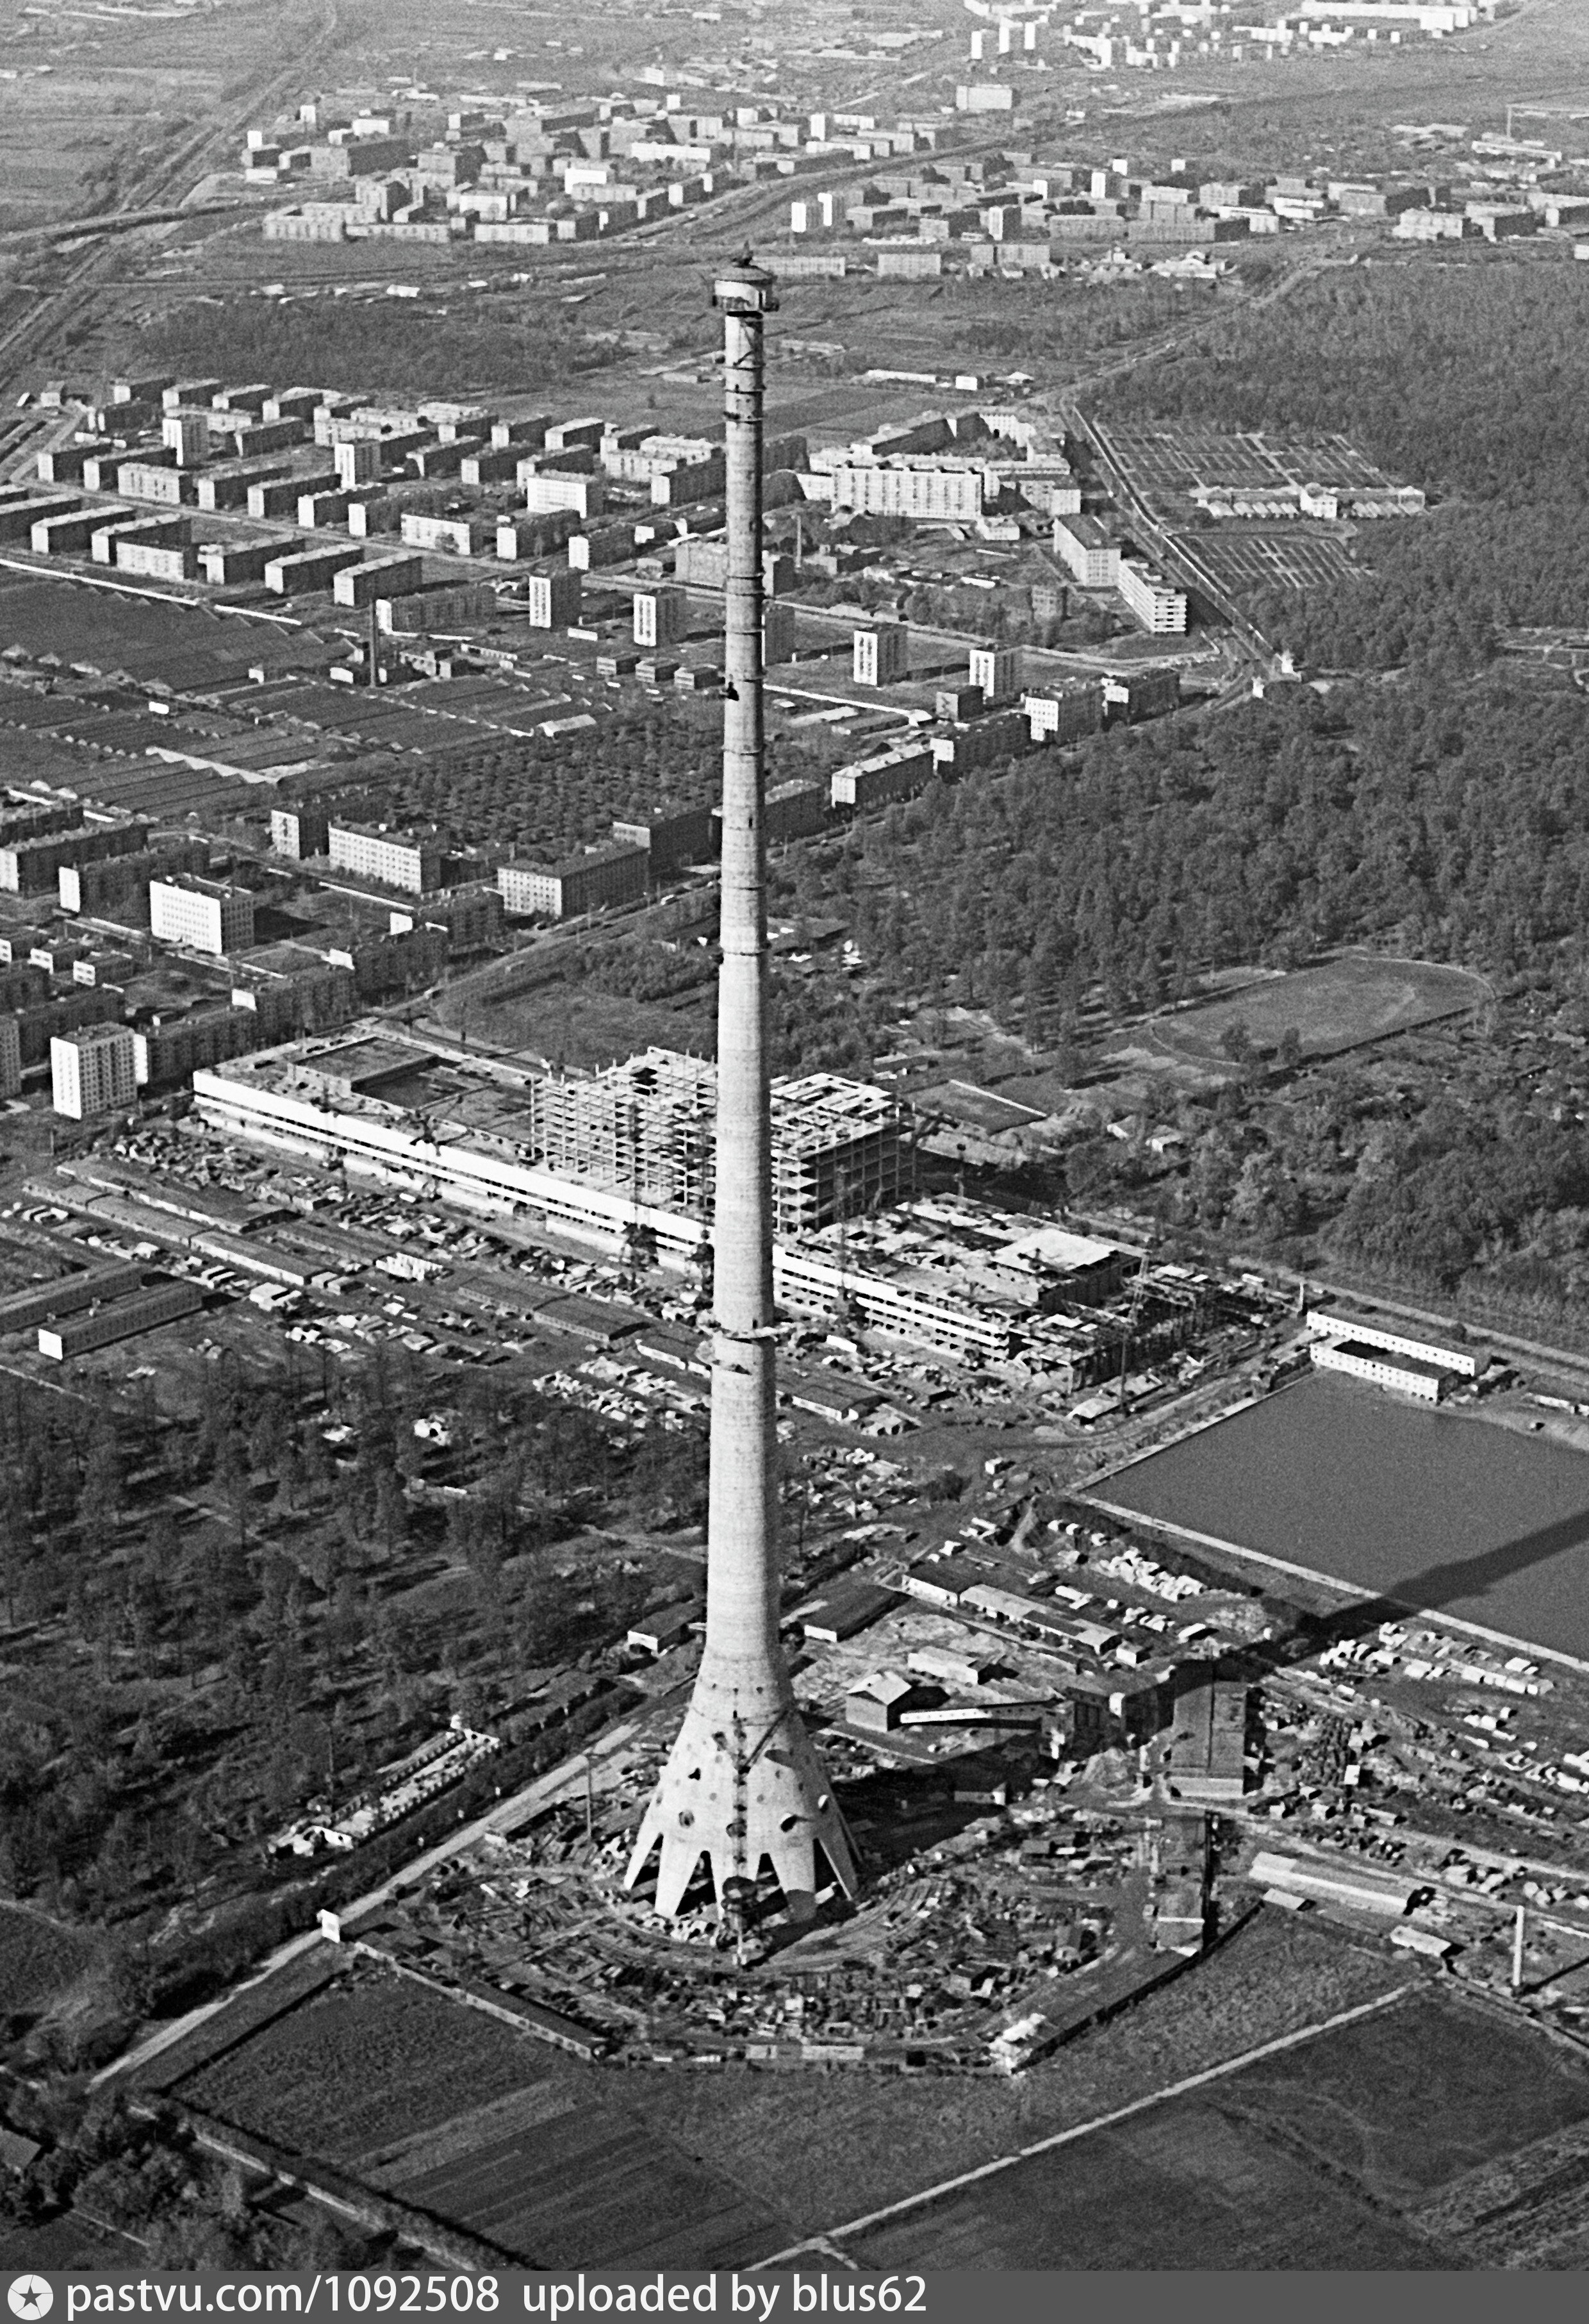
top-left (1091, 1370), bottom-right (1589, 1667)
top-left (1148, 952), bottom-right (1486, 1067)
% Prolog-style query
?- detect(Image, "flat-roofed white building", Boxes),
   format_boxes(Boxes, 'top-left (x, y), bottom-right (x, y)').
top-left (52, 1024), bottom-right (136, 1120)
top-left (830, 463), bottom-right (984, 522)
top-left (968, 644), bottom-right (1019, 702)
top-left (1310, 1336), bottom-right (1455, 1402)
top-left (150, 877), bottom-right (256, 957)
top-left (1305, 1308), bottom-right (1478, 1377)
top-left (1118, 558), bottom-right (1187, 635)
top-left (327, 825), bottom-right (442, 894)
top-left (1052, 513), bottom-right (1120, 589)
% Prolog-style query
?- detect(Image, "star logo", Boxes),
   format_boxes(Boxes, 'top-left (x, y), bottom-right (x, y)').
top-left (8, 2282), bottom-right (53, 2322)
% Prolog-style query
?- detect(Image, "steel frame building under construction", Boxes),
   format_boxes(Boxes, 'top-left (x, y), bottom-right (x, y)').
top-left (534, 1046), bottom-right (910, 1238)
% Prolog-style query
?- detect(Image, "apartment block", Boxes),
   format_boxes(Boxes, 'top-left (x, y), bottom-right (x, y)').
top-left (830, 463), bottom-right (984, 522)
top-left (269, 806), bottom-right (330, 861)
top-left (264, 545), bottom-right (363, 595)
top-left (327, 824), bottom-right (443, 893)
top-left (763, 601), bottom-right (796, 666)
top-left (853, 622), bottom-right (909, 687)
top-left (633, 586), bottom-right (687, 649)
top-left (498, 845), bottom-right (648, 920)
top-left (527, 569), bottom-right (583, 627)
top-left (968, 645), bottom-right (1019, 702)
top-left (611, 804), bottom-right (713, 876)
top-left (333, 554), bottom-right (425, 608)
top-left (1052, 514), bottom-right (1121, 589)
top-left (521, 472), bottom-right (605, 520)
top-left (1, 822), bottom-right (147, 896)
top-left (51, 1024), bottom-right (137, 1120)
top-left (1118, 558), bottom-right (1188, 635)
top-left (149, 877), bottom-right (256, 957)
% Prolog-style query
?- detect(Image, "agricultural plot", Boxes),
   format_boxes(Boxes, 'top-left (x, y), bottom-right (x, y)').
top-left (386, 2094), bottom-right (784, 2269)
top-left (1107, 426), bottom-right (1399, 523)
top-left (183, 1965), bottom-right (786, 2267)
top-left (608, 1914), bottom-right (1417, 2248)
top-left (178, 1970), bottom-right (563, 2160)
top-left (1147, 952), bottom-right (1486, 1065)
top-left (837, 1988), bottom-right (1589, 2270)
top-left (1180, 529), bottom-right (1362, 595)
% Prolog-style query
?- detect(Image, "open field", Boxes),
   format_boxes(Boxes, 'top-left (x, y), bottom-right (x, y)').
top-left (838, 1987), bottom-right (1589, 2269)
top-left (177, 1968), bottom-right (563, 2159)
top-left (1094, 1370), bottom-right (1589, 1668)
top-left (177, 1964), bottom-right (783, 2266)
top-left (1148, 952), bottom-right (1487, 1066)
top-left (609, 1913), bottom-right (1417, 2245)
top-left (179, 1915), bottom-right (1415, 2267)
top-left (383, 2085), bottom-right (783, 2270)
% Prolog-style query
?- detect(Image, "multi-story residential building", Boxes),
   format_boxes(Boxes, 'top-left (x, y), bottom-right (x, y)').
top-left (763, 601), bottom-right (796, 665)
top-left (611, 804), bottom-right (714, 875)
top-left (830, 463), bottom-right (984, 522)
top-left (333, 555), bottom-right (425, 608)
top-left (51, 1024), bottom-right (136, 1120)
top-left (1117, 558), bottom-right (1188, 635)
top-left (633, 586), bottom-right (687, 649)
top-left (498, 844), bottom-right (648, 920)
top-left (1, 820), bottom-right (148, 897)
top-left (1052, 514), bottom-right (1121, 589)
top-left (327, 824), bottom-right (443, 894)
top-left (830, 744), bottom-right (935, 811)
top-left (269, 806), bottom-right (331, 861)
top-left (527, 569), bottom-right (583, 627)
top-left (968, 645), bottom-right (1019, 702)
top-left (59, 840), bottom-right (210, 920)
top-left (853, 622), bottom-right (909, 687)
top-left (1023, 681), bottom-right (1106, 744)
top-left (133, 1006), bottom-right (261, 1087)
top-left (149, 877), bottom-right (256, 957)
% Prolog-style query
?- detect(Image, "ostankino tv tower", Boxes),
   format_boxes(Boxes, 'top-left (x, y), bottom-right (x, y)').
top-left (625, 256), bottom-right (859, 1930)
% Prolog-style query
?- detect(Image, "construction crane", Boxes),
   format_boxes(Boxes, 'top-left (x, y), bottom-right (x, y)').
top-left (1117, 1245), bottom-right (1154, 1413)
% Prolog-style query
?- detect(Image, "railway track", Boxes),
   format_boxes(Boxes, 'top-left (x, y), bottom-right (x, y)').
top-left (0, 0), bottom-right (342, 397)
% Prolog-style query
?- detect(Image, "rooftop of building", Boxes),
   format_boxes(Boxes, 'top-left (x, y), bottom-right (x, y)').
top-left (1326, 1338), bottom-right (1457, 1383)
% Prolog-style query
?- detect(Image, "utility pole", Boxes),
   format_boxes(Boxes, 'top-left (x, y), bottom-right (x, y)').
top-left (1513, 1902), bottom-right (1526, 1991)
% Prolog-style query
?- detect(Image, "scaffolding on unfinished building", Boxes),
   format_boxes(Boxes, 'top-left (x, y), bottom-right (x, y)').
top-left (534, 1047), bottom-right (717, 1216)
top-left (770, 1070), bottom-right (912, 1236)
top-left (530, 1048), bottom-right (910, 1237)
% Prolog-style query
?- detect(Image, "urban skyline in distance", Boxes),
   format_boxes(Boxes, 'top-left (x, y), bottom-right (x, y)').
top-left (4, 0), bottom-right (1589, 2281)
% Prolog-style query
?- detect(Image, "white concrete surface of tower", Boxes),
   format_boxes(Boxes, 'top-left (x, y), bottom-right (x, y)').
top-left (625, 258), bottom-right (859, 1928)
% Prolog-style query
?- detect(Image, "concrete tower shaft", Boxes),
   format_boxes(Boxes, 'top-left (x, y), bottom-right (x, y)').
top-left (625, 258), bottom-right (858, 1925)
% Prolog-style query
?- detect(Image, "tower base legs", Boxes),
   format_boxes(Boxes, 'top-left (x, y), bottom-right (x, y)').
top-left (625, 1672), bottom-right (858, 1921)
